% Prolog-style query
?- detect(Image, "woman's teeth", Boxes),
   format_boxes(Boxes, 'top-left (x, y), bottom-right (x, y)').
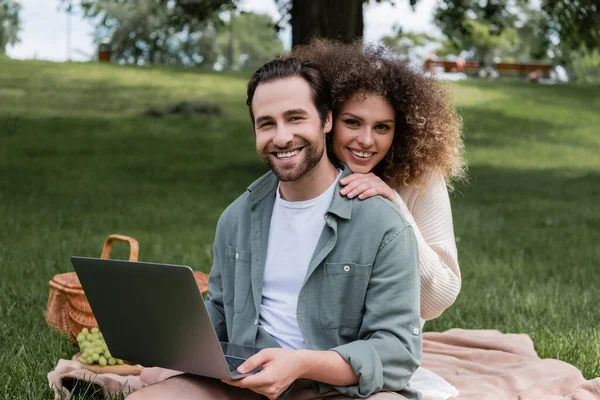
top-left (350, 149), bottom-right (373, 158)
top-left (276, 149), bottom-right (300, 159)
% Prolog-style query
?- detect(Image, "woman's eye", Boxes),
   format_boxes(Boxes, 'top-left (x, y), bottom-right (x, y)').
top-left (375, 124), bottom-right (391, 132)
top-left (344, 119), bottom-right (359, 127)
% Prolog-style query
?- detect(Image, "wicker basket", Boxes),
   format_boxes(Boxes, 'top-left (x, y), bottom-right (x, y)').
top-left (46, 234), bottom-right (209, 344)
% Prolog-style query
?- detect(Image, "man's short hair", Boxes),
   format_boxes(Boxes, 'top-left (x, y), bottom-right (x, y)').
top-left (246, 58), bottom-right (331, 127)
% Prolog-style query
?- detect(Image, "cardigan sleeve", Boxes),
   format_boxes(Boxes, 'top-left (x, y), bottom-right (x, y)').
top-left (392, 173), bottom-right (461, 321)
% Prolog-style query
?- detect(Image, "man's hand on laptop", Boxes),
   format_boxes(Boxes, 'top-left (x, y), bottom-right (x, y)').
top-left (221, 348), bottom-right (305, 399)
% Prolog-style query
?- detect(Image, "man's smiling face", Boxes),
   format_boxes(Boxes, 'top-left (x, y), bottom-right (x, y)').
top-left (252, 76), bottom-right (331, 182)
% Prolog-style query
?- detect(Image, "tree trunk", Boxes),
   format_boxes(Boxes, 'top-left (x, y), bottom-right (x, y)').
top-left (291, 0), bottom-right (364, 48)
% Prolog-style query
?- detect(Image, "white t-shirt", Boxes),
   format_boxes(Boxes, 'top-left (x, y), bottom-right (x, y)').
top-left (259, 171), bottom-right (342, 350)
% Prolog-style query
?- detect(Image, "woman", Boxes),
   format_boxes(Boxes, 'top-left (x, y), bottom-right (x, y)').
top-left (290, 39), bottom-right (466, 324)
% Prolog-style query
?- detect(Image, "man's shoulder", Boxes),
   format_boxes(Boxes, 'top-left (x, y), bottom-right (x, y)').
top-left (218, 171), bottom-right (276, 224)
top-left (351, 195), bottom-right (412, 231)
top-left (219, 191), bottom-right (250, 224)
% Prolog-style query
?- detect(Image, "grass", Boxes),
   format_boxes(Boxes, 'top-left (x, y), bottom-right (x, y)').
top-left (0, 57), bottom-right (599, 399)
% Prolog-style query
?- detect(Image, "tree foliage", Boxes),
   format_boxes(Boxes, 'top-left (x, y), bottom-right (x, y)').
top-left (434, 0), bottom-right (521, 63)
top-left (542, 0), bottom-right (599, 52)
top-left (434, 0), bottom-right (599, 66)
top-left (0, 0), bottom-right (21, 55)
top-left (218, 12), bottom-right (284, 71)
top-left (380, 29), bottom-right (438, 63)
top-left (79, 0), bottom-right (282, 69)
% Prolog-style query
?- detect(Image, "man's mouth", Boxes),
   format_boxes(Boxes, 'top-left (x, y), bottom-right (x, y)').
top-left (274, 148), bottom-right (301, 159)
top-left (349, 149), bottom-right (374, 159)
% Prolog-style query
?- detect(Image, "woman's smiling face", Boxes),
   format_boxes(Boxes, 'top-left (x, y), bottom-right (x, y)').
top-left (332, 92), bottom-right (396, 174)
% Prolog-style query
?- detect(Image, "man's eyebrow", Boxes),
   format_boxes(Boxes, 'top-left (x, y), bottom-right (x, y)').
top-left (283, 108), bottom-right (309, 117)
top-left (255, 115), bottom-right (273, 126)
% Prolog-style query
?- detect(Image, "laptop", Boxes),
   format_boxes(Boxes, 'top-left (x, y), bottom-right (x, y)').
top-left (70, 256), bottom-right (262, 380)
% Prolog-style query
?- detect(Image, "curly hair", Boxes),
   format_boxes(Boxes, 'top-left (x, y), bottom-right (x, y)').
top-left (289, 39), bottom-right (466, 189)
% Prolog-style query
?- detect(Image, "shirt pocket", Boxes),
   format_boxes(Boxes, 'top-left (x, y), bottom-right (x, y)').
top-left (319, 262), bottom-right (372, 330)
top-left (224, 246), bottom-right (252, 314)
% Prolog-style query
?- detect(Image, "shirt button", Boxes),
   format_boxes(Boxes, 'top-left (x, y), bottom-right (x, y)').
top-left (343, 265), bottom-right (351, 272)
top-left (413, 327), bottom-right (420, 335)
top-left (235, 252), bottom-right (239, 259)
top-left (254, 319), bottom-right (258, 325)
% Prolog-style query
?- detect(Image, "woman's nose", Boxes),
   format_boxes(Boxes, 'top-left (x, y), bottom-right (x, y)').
top-left (356, 130), bottom-right (374, 148)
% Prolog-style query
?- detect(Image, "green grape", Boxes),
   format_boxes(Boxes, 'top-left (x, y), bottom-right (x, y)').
top-left (108, 357), bottom-right (116, 366)
top-left (94, 346), bottom-right (103, 354)
top-left (81, 328), bottom-right (89, 335)
top-left (86, 333), bottom-right (94, 341)
top-left (116, 359), bottom-right (124, 365)
top-left (77, 334), bottom-right (85, 343)
top-left (90, 333), bottom-right (99, 341)
top-left (104, 350), bottom-right (111, 359)
top-left (92, 353), bottom-right (99, 361)
top-left (86, 356), bottom-right (94, 365)
top-left (91, 327), bottom-right (100, 334)
top-left (99, 356), bottom-right (107, 367)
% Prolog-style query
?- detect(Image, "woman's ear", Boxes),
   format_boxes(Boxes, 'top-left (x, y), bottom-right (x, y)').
top-left (324, 110), bottom-right (333, 134)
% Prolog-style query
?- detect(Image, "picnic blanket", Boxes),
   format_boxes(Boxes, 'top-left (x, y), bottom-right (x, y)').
top-left (48, 329), bottom-right (600, 399)
top-left (422, 329), bottom-right (600, 399)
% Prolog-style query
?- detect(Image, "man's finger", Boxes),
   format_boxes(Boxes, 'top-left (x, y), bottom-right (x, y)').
top-left (229, 370), bottom-right (270, 388)
top-left (239, 350), bottom-right (268, 373)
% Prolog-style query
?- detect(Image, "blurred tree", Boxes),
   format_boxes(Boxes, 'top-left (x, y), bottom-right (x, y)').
top-left (434, 0), bottom-right (520, 65)
top-left (570, 47), bottom-right (600, 84)
top-left (509, 3), bottom-right (551, 62)
top-left (380, 29), bottom-right (438, 63)
top-left (542, 0), bottom-right (599, 52)
top-left (0, 0), bottom-right (21, 55)
top-left (77, 0), bottom-right (282, 69)
top-left (217, 12), bottom-right (284, 71)
top-left (275, 0), bottom-right (418, 47)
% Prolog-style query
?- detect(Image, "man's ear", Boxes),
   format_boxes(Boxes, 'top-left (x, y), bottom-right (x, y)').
top-left (324, 110), bottom-right (333, 134)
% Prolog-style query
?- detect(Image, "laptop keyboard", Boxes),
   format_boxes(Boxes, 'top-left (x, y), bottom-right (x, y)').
top-left (225, 357), bottom-right (245, 372)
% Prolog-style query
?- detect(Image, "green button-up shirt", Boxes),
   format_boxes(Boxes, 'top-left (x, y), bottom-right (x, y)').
top-left (206, 165), bottom-right (422, 399)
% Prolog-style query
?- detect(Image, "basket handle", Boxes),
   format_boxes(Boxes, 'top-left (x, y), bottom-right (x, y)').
top-left (100, 234), bottom-right (139, 261)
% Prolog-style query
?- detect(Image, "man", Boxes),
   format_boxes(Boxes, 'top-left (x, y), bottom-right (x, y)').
top-left (129, 58), bottom-right (421, 400)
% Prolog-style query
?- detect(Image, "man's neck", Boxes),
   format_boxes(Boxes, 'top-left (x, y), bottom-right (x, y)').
top-left (279, 158), bottom-right (338, 202)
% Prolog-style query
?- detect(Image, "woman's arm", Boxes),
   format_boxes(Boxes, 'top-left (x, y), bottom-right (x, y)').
top-left (394, 173), bottom-right (461, 321)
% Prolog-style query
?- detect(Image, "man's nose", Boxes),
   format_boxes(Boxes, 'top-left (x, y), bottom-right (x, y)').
top-left (273, 124), bottom-right (294, 148)
top-left (356, 129), bottom-right (375, 148)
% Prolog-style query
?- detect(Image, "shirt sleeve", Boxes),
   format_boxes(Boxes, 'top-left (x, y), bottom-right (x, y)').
top-left (324, 226), bottom-right (422, 397)
top-left (393, 173), bottom-right (461, 321)
top-left (205, 215), bottom-right (228, 341)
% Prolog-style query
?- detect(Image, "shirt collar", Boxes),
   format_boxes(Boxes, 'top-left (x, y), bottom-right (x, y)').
top-left (247, 162), bottom-right (353, 220)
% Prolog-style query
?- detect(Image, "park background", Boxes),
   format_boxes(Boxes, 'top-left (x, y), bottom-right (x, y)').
top-left (1, 0), bottom-right (599, 399)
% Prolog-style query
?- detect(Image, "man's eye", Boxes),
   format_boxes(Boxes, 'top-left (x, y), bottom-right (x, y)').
top-left (290, 116), bottom-right (303, 122)
top-left (259, 122), bottom-right (274, 129)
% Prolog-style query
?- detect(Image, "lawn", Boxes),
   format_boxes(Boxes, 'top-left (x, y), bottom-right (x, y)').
top-left (0, 57), bottom-right (599, 399)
